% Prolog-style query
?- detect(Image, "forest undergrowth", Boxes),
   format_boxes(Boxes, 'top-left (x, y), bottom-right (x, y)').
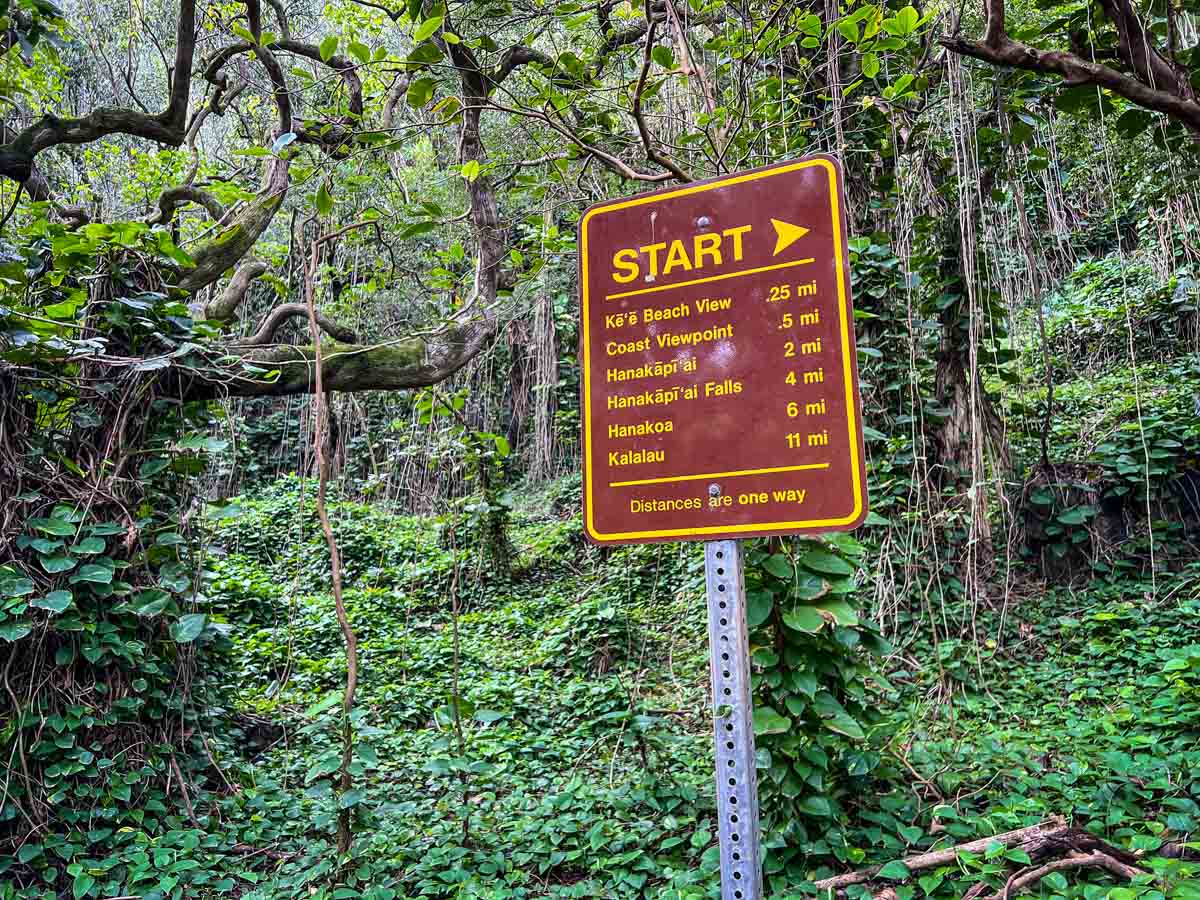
top-left (164, 242), bottom-right (1200, 899)
top-left (182, 470), bottom-right (1200, 900)
top-left (6, 0), bottom-right (1200, 897)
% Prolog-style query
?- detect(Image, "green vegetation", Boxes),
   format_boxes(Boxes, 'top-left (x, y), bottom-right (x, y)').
top-left (3, 0), bottom-right (1200, 897)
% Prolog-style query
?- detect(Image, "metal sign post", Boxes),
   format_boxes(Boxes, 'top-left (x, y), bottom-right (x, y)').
top-left (575, 155), bottom-right (869, 900)
top-left (705, 539), bottom-right (763, 900)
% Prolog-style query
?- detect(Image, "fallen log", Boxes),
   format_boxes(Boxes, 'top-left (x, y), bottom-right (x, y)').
top-left (812, 817), bottom-right (1069, 892)
top-left (978, 849), bottom-right (1145, 900)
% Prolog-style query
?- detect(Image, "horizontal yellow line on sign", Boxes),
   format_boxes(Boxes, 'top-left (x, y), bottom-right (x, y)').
top-left (609, 462), bottom-right (830, 489)
top-left (606, 258), bottom-right (816, 300)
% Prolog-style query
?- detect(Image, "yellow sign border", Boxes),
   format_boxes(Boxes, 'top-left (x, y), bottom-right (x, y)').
top-left (579, 156), bottom-right (866, 542)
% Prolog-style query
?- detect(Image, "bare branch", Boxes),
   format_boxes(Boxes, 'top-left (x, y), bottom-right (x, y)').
top-left (147, 185), bottom-right (226, 226)
top-left (179, 158), bottom-right (289, 295)
top-left (264, 0), bottom-right (290, 40)
top-left (239, 302), bottom-right (358, 345)
top-left (203, 37), bottom-right (363, 148)
top-left (486, 98), bottom-right (673, 183)
top-left (186, 321), bottom-right (494, 399)
top-left (245, 0), bottom-right (262, 42)
top-left (491, 45), bottom-right (555, 86)
top-left (978, 852), bottom-right (1145, 900)
top-left (382, 74), bottom-right (411, 130)
top-left (944, 0), bottom-right (1200, 133)
top-left (942, 33), bottom-right (1200, 132)
top-left (1099, 0), bottom-right (1189, 96)
top-left (632, 18), bottom-right (692, 182)
top-left (0, 0), bottom-right (196, 186)
top-left (206, 259), bottom-right (268, 321)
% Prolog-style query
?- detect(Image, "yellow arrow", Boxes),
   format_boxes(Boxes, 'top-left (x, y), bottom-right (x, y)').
top-left (771, 218), bottom-right (810, 256)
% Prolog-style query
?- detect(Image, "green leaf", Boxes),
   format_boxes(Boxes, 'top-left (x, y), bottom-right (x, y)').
top-left (403, 40), bottom-right (443, 68)
top-left (877, 860), bottom-right (911, 881)
top-left (32, 590), bottom-right (72, 614)
top-left (815, 599), bottom-right (858, 627)
top-left (0, 622), bottom-right (32, 642)
top-left (1044, 872), bottom-right (1069, 891)
top-left (29, 517), bottom-right (75, 536)
top-left (406, 76), bottom-right (436, 108)
top-left (1057, 506), bottom-right (1089, 525)
top-left (348, 40), bottom-right (370, 64)
top-left (1115, 108), bottom-right (1155, 139)
top-left (814, 693), bottom-right (865, 738)
top-left (170, 613), bottom-right (207, 643)
top-left (798, 794), bottom-right (832, 817)
top-left (316, 182), bottom-right (334, 216)
top-left (305, 691), bottom-right (342, 717)
top-left (762, 553), bottom-right (793, 579)
top-left (752, 707), bottom-right (791, 736)
top-left (800, 549), bottom-right (855, 576)
top-left (861, 52), bottom-right (880, 78)
top-left (474, 709), bottom-right (506, 723)
top-left (72, 872), bottom-right (95, 899)
top-left (823, 711), bottom-right (865, 739)
top-left (398, 221), bottom-right (436, 240)
top-left (918, 873), bottom-right (944, 894)
top-left (16, 842), bottom-right (42, 864)
top-left (782, 606), bottom-right (824, 633)
top-left (413, 15), bottom-right (443, 42)
top-left (40, 554), bottom-right (76, 573)
top-left (894, 6), bottom-right (919, 33)
top-left (71, 564), bottom-right (113, 584)
top-left (134, 590), bottom-right (171, 617)
top-left (651, 45), bottom-right (674, 68)
top-left (319, 34), bottom-right (338, 62)
top-left (138, 458), bottom-right (169, 479)
top-left (745, 590), bottom-right (774, 628)
top-left (338, 789), bottom-right (367, 808)
top-left (0, 574), bottom-right (34, 597)
top-left (71, 537), bottom-right (105, 554)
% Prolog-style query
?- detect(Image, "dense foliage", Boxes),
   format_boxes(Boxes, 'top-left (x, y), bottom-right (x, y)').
top-left (2, 0), bottom-right (1200, 897)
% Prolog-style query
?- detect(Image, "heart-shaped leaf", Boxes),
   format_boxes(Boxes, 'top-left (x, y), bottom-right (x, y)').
top-left (32, 591), bottom-right (73, 614)
top-left (170, 613), bottom-right (207, 642)
top-left (782, 606), bottom-right (824, 633)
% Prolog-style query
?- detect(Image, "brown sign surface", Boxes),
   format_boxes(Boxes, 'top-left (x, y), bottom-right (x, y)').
top-left (578, 156), bottom-right (868, 544)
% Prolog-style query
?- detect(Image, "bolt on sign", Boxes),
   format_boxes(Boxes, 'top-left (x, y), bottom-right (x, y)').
top-left (578, 156), bottom-right (868, 545)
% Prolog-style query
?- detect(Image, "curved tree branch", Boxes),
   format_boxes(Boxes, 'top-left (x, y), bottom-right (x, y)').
top-left (265, 0), bottom-right (290, 40)
top-left (206, 259), bottom-right (268, 321)
top-left (181, 2), bottom-right (294, 296)
top-left (187, 321), bottom-right (493, 399)
top-left (239, 302), bottom-right (358, 345)
top-left (179, 157), bottom-right (289, 294)
top-left (0, 0), bottom-right (195, 186)
top-left (632, 17), bottom-right (692, 182)
top-left (185, 10), bottom-right (509, 400)
top-left (486, 98), bottom-right (673, 183)
top-left (148, 185), bottom-right (226, 226)
top-left (943, 0), bottom-right (1200, 133)
top-left (203, 37), bottom-right (363, 152)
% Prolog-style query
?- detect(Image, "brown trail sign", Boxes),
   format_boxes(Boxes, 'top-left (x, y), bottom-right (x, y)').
top-left (578, 155), bottom-right (867, 545)
top-left (577, 156), bottom-right (867, 900)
